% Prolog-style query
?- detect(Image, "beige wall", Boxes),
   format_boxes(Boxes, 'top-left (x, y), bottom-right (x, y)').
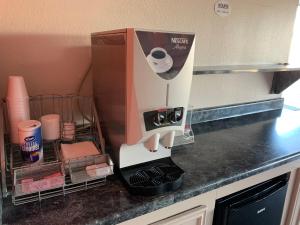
top-left (0, 0), bottom-right (297, 108)
top-left (190, 72), bottom-right (277, 108)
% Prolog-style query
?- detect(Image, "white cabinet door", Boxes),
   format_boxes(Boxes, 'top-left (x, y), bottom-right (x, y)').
top-left (151, 206), bottom-right (206, 225)
top-left (285, 168), bottom-right (300, 225)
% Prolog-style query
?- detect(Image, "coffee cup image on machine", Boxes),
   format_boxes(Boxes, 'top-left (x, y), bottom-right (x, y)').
top-left (146, 47), bottom-right (173, 74)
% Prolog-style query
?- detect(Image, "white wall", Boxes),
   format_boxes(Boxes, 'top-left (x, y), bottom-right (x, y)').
top-left (0, 0), bottom-right (298, 108)
top-left (189, 72), bottom-right (276, 108)
top-left (289, 5), bottom-right (300, 64)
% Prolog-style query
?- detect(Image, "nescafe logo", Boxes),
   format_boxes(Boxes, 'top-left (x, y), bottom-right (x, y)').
top-left (25, 136), bottom-right (35, 142)
top-left (171, 37), bottom-right (188, 45)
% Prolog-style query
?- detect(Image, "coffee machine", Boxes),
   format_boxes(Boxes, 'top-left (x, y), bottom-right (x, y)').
top-left (91, 28), bottom-right (195, 194)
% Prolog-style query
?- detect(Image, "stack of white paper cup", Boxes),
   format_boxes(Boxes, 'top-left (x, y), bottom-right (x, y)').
top-left (6, 76), bottom-right (30, 144)
top-left (41, 114), bottom-right (60, 140)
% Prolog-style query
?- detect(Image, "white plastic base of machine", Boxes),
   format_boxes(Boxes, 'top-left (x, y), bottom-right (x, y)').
top-left (119, 143), bottom-right (171, 168)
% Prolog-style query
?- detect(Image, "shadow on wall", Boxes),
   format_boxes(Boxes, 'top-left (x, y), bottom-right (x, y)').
top-left (0, 34), bottom-right (92, 99)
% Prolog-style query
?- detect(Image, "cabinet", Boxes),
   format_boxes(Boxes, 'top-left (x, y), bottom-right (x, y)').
top-left (151, 206), bottom-right (206, 225)
top-left (284, 168), bottom-right (300, 225)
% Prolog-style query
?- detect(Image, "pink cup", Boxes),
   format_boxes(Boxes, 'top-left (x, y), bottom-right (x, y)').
top-left (6, 75), bottom-right (30, 144)
top-left (6, 76), bottom-right (29, 99)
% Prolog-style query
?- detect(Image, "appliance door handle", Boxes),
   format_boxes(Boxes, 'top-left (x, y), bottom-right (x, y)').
top-left (229, 180), bottom-right (287, 210)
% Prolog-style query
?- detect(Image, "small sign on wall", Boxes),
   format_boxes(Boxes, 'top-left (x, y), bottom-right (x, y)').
top-left (214, 0), bottom-right (231, 17)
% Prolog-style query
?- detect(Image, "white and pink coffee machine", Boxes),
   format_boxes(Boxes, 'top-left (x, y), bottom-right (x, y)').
top-left (91, 28), bottom-right (195, 194)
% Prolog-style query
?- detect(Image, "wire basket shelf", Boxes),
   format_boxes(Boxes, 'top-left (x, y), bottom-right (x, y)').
top-left (0, 95), bottom-right (113, 205)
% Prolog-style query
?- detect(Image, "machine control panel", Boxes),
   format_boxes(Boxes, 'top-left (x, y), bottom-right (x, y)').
top-left (144, 107), bottom-right (184, 131)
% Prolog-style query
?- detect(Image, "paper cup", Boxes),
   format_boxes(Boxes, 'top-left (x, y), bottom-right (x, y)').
top-left (6, 75), bottom-right (30, 144)
top-left (6, 98), bottom-right (30, 144)
top-left (6, 76), bottom-right (29, 99)
top-left (41, 114), bottom-right (60, 140)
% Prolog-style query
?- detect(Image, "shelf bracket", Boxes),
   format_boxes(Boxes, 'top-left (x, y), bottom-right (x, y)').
top-left (270, 71), bottom-right (300, 94)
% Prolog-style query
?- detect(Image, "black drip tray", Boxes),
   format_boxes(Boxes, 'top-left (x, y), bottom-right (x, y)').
top-left (119, 157), bottom-right (184, 195)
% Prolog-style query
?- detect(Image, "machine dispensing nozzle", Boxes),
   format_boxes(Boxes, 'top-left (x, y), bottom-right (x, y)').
top-left (161, 131), bottom-right (176, 149)
top-left (145, 133), bottom-right (160, 152)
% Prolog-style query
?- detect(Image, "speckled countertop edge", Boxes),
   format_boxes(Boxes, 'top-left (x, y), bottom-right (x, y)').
top-left (108, 153), bottom-right (300, 225)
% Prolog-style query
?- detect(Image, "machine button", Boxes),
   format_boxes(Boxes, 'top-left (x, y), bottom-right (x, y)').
top-left (169, 108), bottom-right (183, 123)
top-left (153, 112), bottom-right (165, 127)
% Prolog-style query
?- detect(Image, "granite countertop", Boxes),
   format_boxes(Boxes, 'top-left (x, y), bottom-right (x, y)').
top-left (2, 109), bottom-right (300, 225)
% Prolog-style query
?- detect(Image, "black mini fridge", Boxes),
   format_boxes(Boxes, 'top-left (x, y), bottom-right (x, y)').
top-left (213, 173), bottom-right (289, 225)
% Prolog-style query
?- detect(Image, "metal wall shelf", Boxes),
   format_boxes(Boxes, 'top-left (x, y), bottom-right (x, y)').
top-left (193, 64), bottom-right (300, 75)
